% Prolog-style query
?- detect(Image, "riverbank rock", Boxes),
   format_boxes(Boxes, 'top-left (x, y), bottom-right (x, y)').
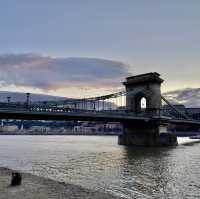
top-left (0, 167), bottom-right (122, 199)
top-left (11, 172), bottom-right (22, 186)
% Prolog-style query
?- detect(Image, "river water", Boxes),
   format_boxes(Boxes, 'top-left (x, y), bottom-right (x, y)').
top-left (0, 135), bottom-right (199, 199)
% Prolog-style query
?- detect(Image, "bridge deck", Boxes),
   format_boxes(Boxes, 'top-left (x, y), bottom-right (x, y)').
top-left (0, 108), bottom-right (150, 123)
top-left (0, 108), bottom-right (199, 126)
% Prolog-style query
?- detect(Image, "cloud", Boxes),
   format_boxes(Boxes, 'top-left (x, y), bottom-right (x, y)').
top-left (0, 54), bottom-right (131, 95)
top-left (163, 88), bottom-right (200, 107)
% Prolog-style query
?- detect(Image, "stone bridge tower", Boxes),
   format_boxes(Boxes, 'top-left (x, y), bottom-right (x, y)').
top-left (119, 72), bottom-right (177, 147)
top-left (124, 72), bottom-right (163, 114)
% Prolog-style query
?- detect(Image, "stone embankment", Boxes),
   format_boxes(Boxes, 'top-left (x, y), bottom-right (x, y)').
top-left (0, 167), bottom-right (122, 199)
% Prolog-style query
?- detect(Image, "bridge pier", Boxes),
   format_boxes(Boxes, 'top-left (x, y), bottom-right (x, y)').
top-left (119, 120), bottom-right (177, 147)
top-left (119, 72), bottom-right (178, 147)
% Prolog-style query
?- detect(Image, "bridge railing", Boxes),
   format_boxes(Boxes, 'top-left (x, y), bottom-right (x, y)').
top-left (0, 101), bottom-right (155, 119)
top-left (0, 92), bottom-right (198, 122)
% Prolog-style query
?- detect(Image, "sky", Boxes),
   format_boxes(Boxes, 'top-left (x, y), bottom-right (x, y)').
top-left (0, 0), bottom-right (199, 100)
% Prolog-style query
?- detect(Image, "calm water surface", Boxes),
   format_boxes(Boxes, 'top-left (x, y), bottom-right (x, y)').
top-left (0, 135), bottom-right (200, 199)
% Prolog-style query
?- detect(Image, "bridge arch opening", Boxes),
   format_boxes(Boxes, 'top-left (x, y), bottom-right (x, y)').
top-left (140, 97), bottom-right (147, 110)
top-left (134, 93), bottom-right (148, 113)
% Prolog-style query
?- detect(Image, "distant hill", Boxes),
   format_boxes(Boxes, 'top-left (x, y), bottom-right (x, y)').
top-left (163, 88), bottom-right (200, 108)
top-left (0, 91), bottom-right (66, 103)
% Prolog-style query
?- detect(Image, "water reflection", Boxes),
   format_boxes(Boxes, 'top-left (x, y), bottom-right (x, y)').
top-left (0, 135), bottom-right (199, 199)
top-left (109, 147), bottom-right (172, 198)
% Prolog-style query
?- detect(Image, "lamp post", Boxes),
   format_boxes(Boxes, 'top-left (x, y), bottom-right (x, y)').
top-left (26, 93), bottom-right (30, 106)
top-left (7, 96), bottom-right (11, 104)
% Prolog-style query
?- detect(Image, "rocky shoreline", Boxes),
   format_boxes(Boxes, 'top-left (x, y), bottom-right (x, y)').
top-left (0, 167), bottom-right (122, 199)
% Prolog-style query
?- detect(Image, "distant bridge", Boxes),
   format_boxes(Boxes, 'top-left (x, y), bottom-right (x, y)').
top-left (0, 73), bottom-right (199, 146)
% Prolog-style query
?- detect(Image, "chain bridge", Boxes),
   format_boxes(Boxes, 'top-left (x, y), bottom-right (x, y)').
top-left (0, 73), bottom-right (199, 146)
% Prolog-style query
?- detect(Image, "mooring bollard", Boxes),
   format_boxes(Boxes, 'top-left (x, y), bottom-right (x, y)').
top-left (11, 172), bottom-right (22, 186)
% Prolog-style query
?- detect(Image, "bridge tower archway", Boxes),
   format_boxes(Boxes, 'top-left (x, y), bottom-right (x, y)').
top-left (134, 92), bottom-right (149, 113)
top-left (119, 73), bottom-right (178, 146)
top-left (140, 97), bottom-right (147, 110)
top-left (123, 72), bottom-right (164, 115)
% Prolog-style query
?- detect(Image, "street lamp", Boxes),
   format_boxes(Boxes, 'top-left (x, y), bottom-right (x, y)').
top-left (7, 96), bottom-right (11, 104)
top-left (26, 93), bottom-right (30, 106)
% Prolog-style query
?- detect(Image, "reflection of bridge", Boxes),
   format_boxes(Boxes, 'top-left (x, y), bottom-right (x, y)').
top-left (0, 73), bottom-right (199, 146)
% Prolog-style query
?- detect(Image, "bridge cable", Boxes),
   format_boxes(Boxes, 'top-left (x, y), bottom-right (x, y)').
top-left (161, 95), bottom-right (191, 120)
